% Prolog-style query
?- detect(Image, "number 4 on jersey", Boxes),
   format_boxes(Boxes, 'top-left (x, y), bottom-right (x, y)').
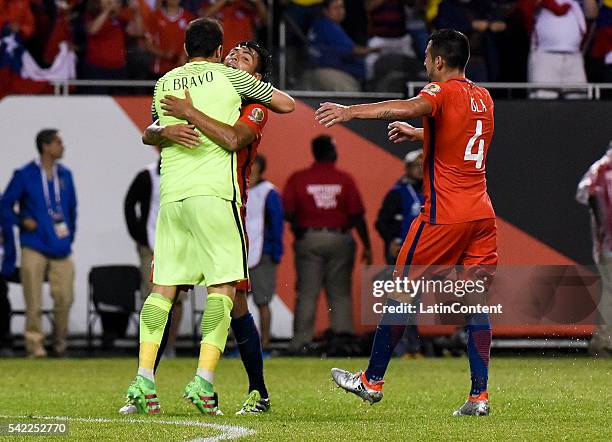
top-left (464, 120), bottom-right (485, 169)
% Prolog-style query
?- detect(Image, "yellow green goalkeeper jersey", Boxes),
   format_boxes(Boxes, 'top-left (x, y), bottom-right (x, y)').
top-left (152, 61), bottom-right (274, 206)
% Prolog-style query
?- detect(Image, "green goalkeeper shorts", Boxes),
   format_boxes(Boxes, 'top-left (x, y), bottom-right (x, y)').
top-left (152, 195), bottom-right (248, 287)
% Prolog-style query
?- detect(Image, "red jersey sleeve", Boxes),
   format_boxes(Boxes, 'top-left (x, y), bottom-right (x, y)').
top-left (239, 103), bottom-right (269, 139)
top-left (418, 82), bottom-right (445, 117)
top-left (343, 174), bottom-right (365, 217)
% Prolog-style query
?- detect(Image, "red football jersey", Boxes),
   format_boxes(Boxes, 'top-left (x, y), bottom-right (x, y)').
top-left (235, 103), bottom-right (269, 205)
top-left (418, 77), bottom-right (496, 224)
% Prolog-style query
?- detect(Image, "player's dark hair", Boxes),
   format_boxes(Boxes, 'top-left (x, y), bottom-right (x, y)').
top-left (254, 154), bottom-right (267, 174)
top-left (185, 18), bottom-right (223, 59)
top-left (312, 135), bottom-right (337, 162)
top-left (36, 129), bottom-right (59, 154)
top-left (237, 40), bottom-right (272, 82)
top-left (428, 29), bottom-right (470, 70)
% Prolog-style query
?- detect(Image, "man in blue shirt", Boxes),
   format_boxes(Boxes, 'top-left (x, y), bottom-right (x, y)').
top-left (375, 149), bottom-right (424, 265)
top-left (0, 129), bottom-right (77, 358)
top-left (307, 0), bottom-right (377, 81)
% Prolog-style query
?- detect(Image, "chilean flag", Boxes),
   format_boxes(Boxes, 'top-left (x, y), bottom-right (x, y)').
top-left (0, 25), bottom-right (76, 99)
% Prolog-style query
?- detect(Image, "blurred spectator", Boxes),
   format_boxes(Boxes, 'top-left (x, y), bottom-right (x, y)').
top-left (284, 0), bottom-right (324, 33)
top-left (495, 0), bottom-right (531, 83)
top-left (433, 0), bottom-right (507, 81)
top-left (525, 0), bottom-right (598, 99)
top-left (123, 151), bottom-right (183, 358)
top-left (307, 0), bottom-right (378, 88)
top-left (202, 0), bottom-right (268, 56)
top-left (341, 0), bottom-right (368, 46)
top-left (375, 149), bottom-right (423, 265)
top-left (245, 155), bottom-right (284, 353)
top-left (589, 0), bottom-right (612, 85)
top-left (28, 0), bottom-right (59, 65)
top-left (144, 0), bottom-right (194, 76)
top-left (576, 142), bottom-right (612, 358)
top-left (123, 1), bottom-right (151, 82)
top-left (283, 135), bottom-right (372, 354)
top-left (364, 0), bottom-right (429, 89)
top-left (282, 0), bottom-right (323, 89)
top-left (183, 0), bottom-right (207, 15)
top-left (364, 0), bottom-right (418, 81)
top-left (82, 0), bottom-right (143, 86)
top-left (375, 149), bottom-right (424, 358)
top-left (0, 201), bottom-right (17, 357)
top-left (0, 0), bottom-right (35, 40)
top-left (0, 129), bottom-right (77, 358)
top-left (405, 0), bottom-right (431, 59)
top-left (42, 1), bottom-right (77, 66)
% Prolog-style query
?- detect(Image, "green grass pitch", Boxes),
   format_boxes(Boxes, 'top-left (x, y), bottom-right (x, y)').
top-left (0, 357), bottom-right (610, 441)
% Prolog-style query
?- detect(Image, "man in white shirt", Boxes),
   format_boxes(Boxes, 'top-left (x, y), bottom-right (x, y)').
top-left (529, 0), bottom-right (598, 98)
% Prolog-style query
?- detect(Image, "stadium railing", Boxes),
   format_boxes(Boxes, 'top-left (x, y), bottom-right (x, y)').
top-left (406, 82), bottom-right (612, 100)
top-left (49, 80), bottom-right (612, 100)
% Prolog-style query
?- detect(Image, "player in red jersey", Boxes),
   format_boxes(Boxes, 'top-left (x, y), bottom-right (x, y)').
top-left (137, 41), bottom-right (273, 415)
top-left (316, 29), bottom-right (496, 416)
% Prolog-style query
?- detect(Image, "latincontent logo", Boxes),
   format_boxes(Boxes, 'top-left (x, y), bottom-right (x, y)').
top-left (360, 265), bottom-right (602, 327)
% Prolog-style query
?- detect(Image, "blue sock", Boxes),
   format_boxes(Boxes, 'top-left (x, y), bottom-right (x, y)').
top-left (365, 299), bottom-right (411, 383)
top-left (231, 313), bottom-right (268, 398)
top-left (466, 313), bottom-right (491, 396)
top-left (154, 302), bottom-right (175, 373)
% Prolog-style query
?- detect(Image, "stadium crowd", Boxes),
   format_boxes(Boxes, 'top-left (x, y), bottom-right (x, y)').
top-left (0, 0), bottom-right (610, 93)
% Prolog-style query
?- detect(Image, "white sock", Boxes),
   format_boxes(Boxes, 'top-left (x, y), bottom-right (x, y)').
top-left (138, 368), bottom-right (155, 383)
top-left (196, 368), bottom-right (214, 384)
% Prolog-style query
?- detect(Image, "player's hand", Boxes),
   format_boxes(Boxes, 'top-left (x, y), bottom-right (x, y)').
top-left (160, 123), bottom-right (200, 148)
top-left (161, 89), bottom-right (195, 121)
top-left (388, 121), bottom-right (419, 143)
top-left (315, 102), bottom-right (352, 127)
top-left (361, 247), bottom-right (373, 265)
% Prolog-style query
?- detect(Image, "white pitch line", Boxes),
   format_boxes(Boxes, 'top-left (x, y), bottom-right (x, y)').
top-left (0, 414), bottom-right (255, 442)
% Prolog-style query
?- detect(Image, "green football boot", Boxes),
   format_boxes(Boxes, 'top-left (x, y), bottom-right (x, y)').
top-left (235, 390), bottom-right (271, 415)
top-left (183, 376), bottom-right (223, 416)
top-left (122, 375), bottom-right (160, 415)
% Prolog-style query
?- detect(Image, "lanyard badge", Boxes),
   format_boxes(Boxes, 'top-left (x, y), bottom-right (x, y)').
top-left (38, 162), bottom-right (69, 239)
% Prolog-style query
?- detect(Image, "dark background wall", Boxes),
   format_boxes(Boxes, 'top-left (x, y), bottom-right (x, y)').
top-left (303, 98), bottom-right (612, 264)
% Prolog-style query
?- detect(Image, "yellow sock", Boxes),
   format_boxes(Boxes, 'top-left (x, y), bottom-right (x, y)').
top-left (196, 343), bottom-right (221, 384)
top-left (137, 293), bottom-right (173, 381)
top-left (139, 342), bottom-right (159, 371)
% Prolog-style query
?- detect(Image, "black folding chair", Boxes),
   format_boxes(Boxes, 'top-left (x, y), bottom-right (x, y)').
top-left (7, 267), bottom-right (55, 330)
top-left (87, 265), bottom-right (141, 352)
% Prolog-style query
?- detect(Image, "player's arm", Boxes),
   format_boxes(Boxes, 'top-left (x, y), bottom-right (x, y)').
top-left (160, 90), bottom-right (257, 152)
top-left (225, 67), bottom-right (295, 114)
top-left (269, 88), bottom-right (295, 114)
top-left (315, 96), bottom-right (432, 128)
top-left (388, 122), bottom-right (424, 143)
top-left (142, 120), bottom-right (201, 149)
